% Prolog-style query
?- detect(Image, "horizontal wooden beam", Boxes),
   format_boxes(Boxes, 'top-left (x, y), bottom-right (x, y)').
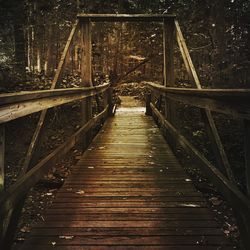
top-left (77, 14), bottom-right (175, 22)
top-left (0, 106), bottom-right (108, 227)
top-left (0, 84), bottom-right (109, 124)
top-left (150, 102), bottom-right (250, 214)
top-left (147, 82), bottom-right (250, 119)
top-left (147, 82), bottom-right (250, 100)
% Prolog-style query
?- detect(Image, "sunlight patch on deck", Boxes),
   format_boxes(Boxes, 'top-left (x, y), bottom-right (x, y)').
top-left (117, 107), bottom-right (146, 113)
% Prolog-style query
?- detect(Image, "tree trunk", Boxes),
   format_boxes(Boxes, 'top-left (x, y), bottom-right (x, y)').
top-left (13, 24), bottom-right (26, 77)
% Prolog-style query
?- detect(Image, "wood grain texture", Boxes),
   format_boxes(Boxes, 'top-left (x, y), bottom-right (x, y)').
top-left (19, 108), bottom-right (233, 249)
top-left (77, 14), bottom-right (175, 22)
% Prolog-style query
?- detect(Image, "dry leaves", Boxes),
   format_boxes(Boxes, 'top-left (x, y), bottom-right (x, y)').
top-left (59, 235), bottom-right (74, 240)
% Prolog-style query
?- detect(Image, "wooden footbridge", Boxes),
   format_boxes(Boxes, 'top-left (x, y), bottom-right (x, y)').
top-left (0, 14), bottom-right (250, 250)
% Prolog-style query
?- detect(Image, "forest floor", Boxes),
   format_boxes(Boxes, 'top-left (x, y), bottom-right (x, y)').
top-left (5, 81), bottom-right (243, 249)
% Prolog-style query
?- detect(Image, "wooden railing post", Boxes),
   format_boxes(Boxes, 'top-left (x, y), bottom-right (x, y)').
top-left (107, 87), bottom-right (114, 116)
top-left (163, 17), bottom-right (176, 148)
top-left (145, 93), bottom-right (152, 116)
top-left (80, 20), bottom-right (93, 148)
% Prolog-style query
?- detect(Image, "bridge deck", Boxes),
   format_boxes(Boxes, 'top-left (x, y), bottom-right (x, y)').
top-left (20, 99), bottom-right (233, 249)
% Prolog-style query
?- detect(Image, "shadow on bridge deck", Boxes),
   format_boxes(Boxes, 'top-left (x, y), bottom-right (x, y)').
top-left (18, 96), bottom-right (233, 250)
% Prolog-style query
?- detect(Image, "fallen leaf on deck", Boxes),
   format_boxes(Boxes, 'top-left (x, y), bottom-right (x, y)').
top-left (20, 226), bottom-right (30, 233)
top-left (210, 197), bottom-right (223, 206)
top-left (76, 190), bottom-right (85, 195)
top-left (59, 236), bottom-right (74, 240)
top-left (16, 237), bottom-right (25, 242)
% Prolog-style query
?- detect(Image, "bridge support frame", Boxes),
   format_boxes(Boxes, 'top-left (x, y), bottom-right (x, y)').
top-left (80, 20), bottom-right (93, 149)
top-left (163, 18), bottom-right (176, 150)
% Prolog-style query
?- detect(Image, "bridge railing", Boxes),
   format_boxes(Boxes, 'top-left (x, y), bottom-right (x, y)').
top-left (0, 83), bottom-right (112, 248)
top-left (146, 18), bottom-right (250, 249)
top-left (0, 17), bottom-right (114, 249)
top-left (147, 85), bottom-right (250, 249)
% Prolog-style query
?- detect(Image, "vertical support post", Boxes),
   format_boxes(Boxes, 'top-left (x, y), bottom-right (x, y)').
top-left (244, 120), bottom-right (250, 196)
top-left (80, 20), bottom-right (93, 148)
top-left (107, 87), bottom-right (113, 116)
top-left (163, 18), bottom-right (175, 87)
top-left (145, 93), bottom-right (152, 116)
top-left (163, 18), bottom-right (176, 148)
top-left (0, 125), bottom-right (5, 192)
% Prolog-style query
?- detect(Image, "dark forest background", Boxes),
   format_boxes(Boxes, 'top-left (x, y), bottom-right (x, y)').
top-left (1, 2), bottom-right (249, 248)
top-left (0, 0), bottom-right (249, 90)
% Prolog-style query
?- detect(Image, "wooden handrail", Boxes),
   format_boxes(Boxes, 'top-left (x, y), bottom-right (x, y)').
top-left (147, 82), bottom-right (250, 120)
top-left (147, 82), bottom-right (250, 100)
top-left (0, 83), bottom-right (110, 124)
top-left (0, 83), bottom-right (109, 105)
top-left (77, 14), bottom-right (176, 22)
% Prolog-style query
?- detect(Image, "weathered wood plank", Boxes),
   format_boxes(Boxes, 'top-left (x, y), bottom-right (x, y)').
top-left (80, 20), bottom-right (93, 148)
top-left (77, 14), bottom-right (176, 22)
top-left (18, 246), bottom-right (234, 250)
top-left (0, 84), bottom-right (109, 124)
top-left (24, 235), bottom-right (230, 245)
top-left (20, 107), bottom-right (233, 249)
top-left (29, 227), bottom-right (224, 236)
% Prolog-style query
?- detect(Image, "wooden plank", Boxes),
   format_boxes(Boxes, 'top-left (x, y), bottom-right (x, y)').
top-left (24, 235), bottom-right (230, 245)
top-left (147, 82), bottom-right (250, 119)
top-left (0, 84), bottom-right (109, 106)
top-left (0, 84), bottom-right (109, 124)
top-left (146, 83), bottom-right (250, 100)
top-left (44, 207), bottom-right (215, 214)
top-left (21, 106), bottom-right (233, 249)
top-left (33, 220), bottom-right (218, 228)
top-left (80, 20), bottom-right (93, 148)
top-left (77, 14), bottom-right (176, 22)
top-left (18, 246), bottom-right (234, 250)
top-left (0, 125), bottom-right (4, 192)
top-left (43, 213), bottom-right (215, 221)
top-left (30, 227), bottom-right (224, 236)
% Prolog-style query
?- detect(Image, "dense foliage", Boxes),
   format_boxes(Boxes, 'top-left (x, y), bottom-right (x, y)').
top-left (0, 0), bottom-right (249, 88)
